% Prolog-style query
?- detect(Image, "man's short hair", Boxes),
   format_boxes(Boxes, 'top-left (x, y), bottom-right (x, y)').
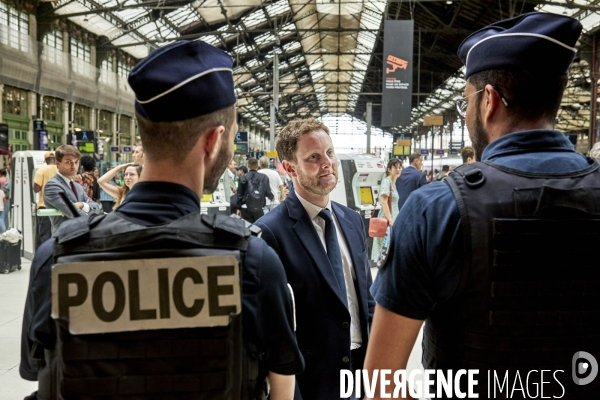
top-left (259, 156), bottom-right (270, 168)
top-left (80, 155), bottom-right (96, 172)
top-left (247, 158), bottom-right (259, 171)
top-left (408, 153), bottom-right (422, 164)
top-left (442, 165), bottom-right (450, 172)
top-left (590, 142), bottom-right (600, 159)
top-left (136, 105), bottom-right (236, 162)
top-left (460, 146), bottom-right (475, 163)
top-left (0, 169), bottom-right (6, 177)
top-left (276, 119), bottom-right (330, 162)
top-left (55, 145), bottom-right (81, 162)
top-left (468, 69), bottom-right (568, 124)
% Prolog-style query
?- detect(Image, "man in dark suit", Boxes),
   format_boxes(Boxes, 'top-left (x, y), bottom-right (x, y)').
top-left (256, 118), bottom-right (375, 400)
top-left (44, 145), bottom-right (101, 235)
top-left (395, 152), bottom-right (427, 210)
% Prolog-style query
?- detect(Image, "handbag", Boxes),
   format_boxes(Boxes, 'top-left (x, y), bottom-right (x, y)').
top-left (368, 182), bottom-right (393, 238)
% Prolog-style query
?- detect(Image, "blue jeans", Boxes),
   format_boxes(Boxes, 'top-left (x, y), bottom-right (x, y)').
top-left (0, 211), bottom-right (5, 233)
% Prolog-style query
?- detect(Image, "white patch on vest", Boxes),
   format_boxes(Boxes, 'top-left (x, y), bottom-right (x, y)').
top-left (51, 256), bottom-right (241, 335)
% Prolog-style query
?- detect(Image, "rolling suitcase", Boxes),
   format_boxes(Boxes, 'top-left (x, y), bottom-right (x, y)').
top-left (1, 203), bottom-right (22, 274)
top-left (0, 239), bottom-right (21, 274)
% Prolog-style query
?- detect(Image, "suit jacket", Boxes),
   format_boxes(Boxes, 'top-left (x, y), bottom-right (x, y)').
top-left (396, 165), bottom-right (427, 210)
top-left (256, 191), bottom-right (375, 400)
top-left (44, 174), bottom-right (101, 235)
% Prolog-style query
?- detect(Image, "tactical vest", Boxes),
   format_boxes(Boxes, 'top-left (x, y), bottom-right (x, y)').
top-left (424, 160), bottom-right (600, 399)
top-left (39, 212), bottom-right (265, 400)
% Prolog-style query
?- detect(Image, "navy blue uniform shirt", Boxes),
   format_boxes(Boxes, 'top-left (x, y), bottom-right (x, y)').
top-left (371, 130), bottom-right (591, 319)
top-left (21, 182), bottom-right (304, 379)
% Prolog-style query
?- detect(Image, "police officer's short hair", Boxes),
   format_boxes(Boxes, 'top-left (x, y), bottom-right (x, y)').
top-left (136, 106), bottom-right (236, 162)
top-left (468, 70), bottom-right (567, 124)
top-left (276, 119), bottom-right (330, 162)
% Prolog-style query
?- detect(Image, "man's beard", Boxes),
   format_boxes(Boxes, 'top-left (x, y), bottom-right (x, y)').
top-left (295, 166), bottom-right (338, 197)
top-left (204, 142), bottom-right (232, 194)
top-left (472, 109), bottom-right (489, 162)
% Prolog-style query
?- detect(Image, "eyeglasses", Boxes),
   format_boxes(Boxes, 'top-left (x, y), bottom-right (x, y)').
top-left (456, 86), bottom-right (509, 119)
top-left (456, 89), bottom-right (483, 118)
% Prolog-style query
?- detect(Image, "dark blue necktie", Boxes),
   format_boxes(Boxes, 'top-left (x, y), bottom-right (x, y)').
top-left (318, 209), bottom-right (347, 304)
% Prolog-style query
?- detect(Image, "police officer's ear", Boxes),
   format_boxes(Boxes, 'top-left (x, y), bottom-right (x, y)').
top-left (482, 84), bottom-right (506, 123)
top-left (203, 125), bottom-right (227, 161)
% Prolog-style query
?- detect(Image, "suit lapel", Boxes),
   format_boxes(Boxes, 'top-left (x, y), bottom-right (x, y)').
top-left (287, 192), bottom-right (348, 308)
top-left (331, 202), bottom-right (368, 315)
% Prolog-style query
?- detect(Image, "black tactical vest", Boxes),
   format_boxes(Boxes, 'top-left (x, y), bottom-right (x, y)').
top-left (424, 160), bottom-right (600, 399)
top-left (38, 212), bottom-right (264, 400)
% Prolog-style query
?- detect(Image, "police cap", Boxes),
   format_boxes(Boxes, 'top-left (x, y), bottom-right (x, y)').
top-left (458, 12), bottom-right (582, 79)
top-left (128, 40), bottom-right (236, 122)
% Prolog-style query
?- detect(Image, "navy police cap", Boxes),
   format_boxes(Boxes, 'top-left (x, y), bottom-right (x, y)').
top-left (458, 12), bottom-right (582, 79)
top-left (128, 40), bottom-right (236, 122)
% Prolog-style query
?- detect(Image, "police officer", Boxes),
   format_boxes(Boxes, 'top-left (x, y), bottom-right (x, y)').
top-left (365, 12), bottom-right (600, 398)
top-left (21, 40), bottom-right (303, 399)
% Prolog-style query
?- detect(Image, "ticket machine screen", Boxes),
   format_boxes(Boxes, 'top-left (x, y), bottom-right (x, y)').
top-left (201, 193), bottom-right (214, 203)
top-left (359, 187), bottom-right (375, 205)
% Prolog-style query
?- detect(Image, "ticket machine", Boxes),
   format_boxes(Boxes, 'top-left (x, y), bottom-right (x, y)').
top-left (330, 154), bottom-right (386, 263)
top-left (200, 171), bottom-right (230, 216)
top-left (11, 151), bottom-right (48, 259)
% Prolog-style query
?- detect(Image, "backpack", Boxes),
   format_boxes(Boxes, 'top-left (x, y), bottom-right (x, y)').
top-left (242, 172), bottom-right (268, 211)
top-left (75, 173), bottom-right (94, 199)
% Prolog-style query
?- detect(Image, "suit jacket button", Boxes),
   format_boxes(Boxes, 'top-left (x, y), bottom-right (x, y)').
top-left (342, 356), bottom-right (350, 364)
top-left (342, 322), bottom-right (350, 329)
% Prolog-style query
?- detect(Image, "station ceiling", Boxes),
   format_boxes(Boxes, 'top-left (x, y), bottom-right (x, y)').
top-left (47, 0), bottom-right (600, 135)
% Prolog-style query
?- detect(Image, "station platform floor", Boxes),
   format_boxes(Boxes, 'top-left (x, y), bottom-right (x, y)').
top-left (0, 262), bottom-right (424, 400)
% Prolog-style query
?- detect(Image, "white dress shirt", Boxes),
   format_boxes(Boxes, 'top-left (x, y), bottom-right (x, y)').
top-left (296, 192), bottom-right (362, 350)
top-left (56, 172), bottom-right (90, 213)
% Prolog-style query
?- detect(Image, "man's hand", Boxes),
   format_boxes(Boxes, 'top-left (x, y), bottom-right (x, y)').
top-left (74, 202), bottom-right (84, 209)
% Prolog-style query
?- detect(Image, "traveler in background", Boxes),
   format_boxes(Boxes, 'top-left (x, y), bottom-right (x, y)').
top-left (237, 157), bottom-right (273, 222)
top-left (93, 166), bottom-right (99, 179)
top-left (590, 141), bottom-right (600, 159)
top-left (133, 142), bottom-right (144, 165)
top-left (97, 163), bottom-right (142, 209)
top-left (227, 159), bottom-right (238, 193)
top-left (98, 166), bottom-right (116, 213)
top-left (396, 153), bottom-right (427, 210)
top-left (0, 167), bottom-right (9, 229)
top-left (33, 151), bottom-right (58, 248)
top-left (371, 158), bottom-right (401, 262)
top-left (435, 164), bottom-right (450, 181)
top-left (258, 155), bottom-right (284, 212)
top-left (43, 145), bottom-right (101, 235)
top-left (0, 178), bottom-right (5, 233)
top-left (76, 155), bottom-right (100, 202)
top-left (461, 145), bottom-right (476, 164)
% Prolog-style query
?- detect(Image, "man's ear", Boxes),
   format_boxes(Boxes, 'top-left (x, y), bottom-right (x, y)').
top-left (203, 125), bottom-right (226, 161)
top-left (282, 160), bottom-right (296, 178)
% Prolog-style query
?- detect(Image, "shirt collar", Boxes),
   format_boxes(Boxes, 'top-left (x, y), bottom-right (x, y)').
top-left (120, 181), bottom-right (200, 211)
top-left (482, 130), bottom-right (576, 161)
top-left (295, 191), bottom-right (332, 220)
top-left (56, 172), bottom-right (72, 184)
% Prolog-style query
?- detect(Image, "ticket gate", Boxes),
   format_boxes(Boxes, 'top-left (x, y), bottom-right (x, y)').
top-left (330, 154), bottom-right (386, 263)
top-left (11, 151), bottom-right (49, 259)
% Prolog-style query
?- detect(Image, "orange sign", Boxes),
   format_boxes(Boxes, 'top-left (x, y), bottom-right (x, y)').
top-left (386, 55), bottom-right (408, 74)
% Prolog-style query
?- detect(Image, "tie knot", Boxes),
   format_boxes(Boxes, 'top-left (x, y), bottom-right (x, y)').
top-left (318, 208), bottom-right (333, 223)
